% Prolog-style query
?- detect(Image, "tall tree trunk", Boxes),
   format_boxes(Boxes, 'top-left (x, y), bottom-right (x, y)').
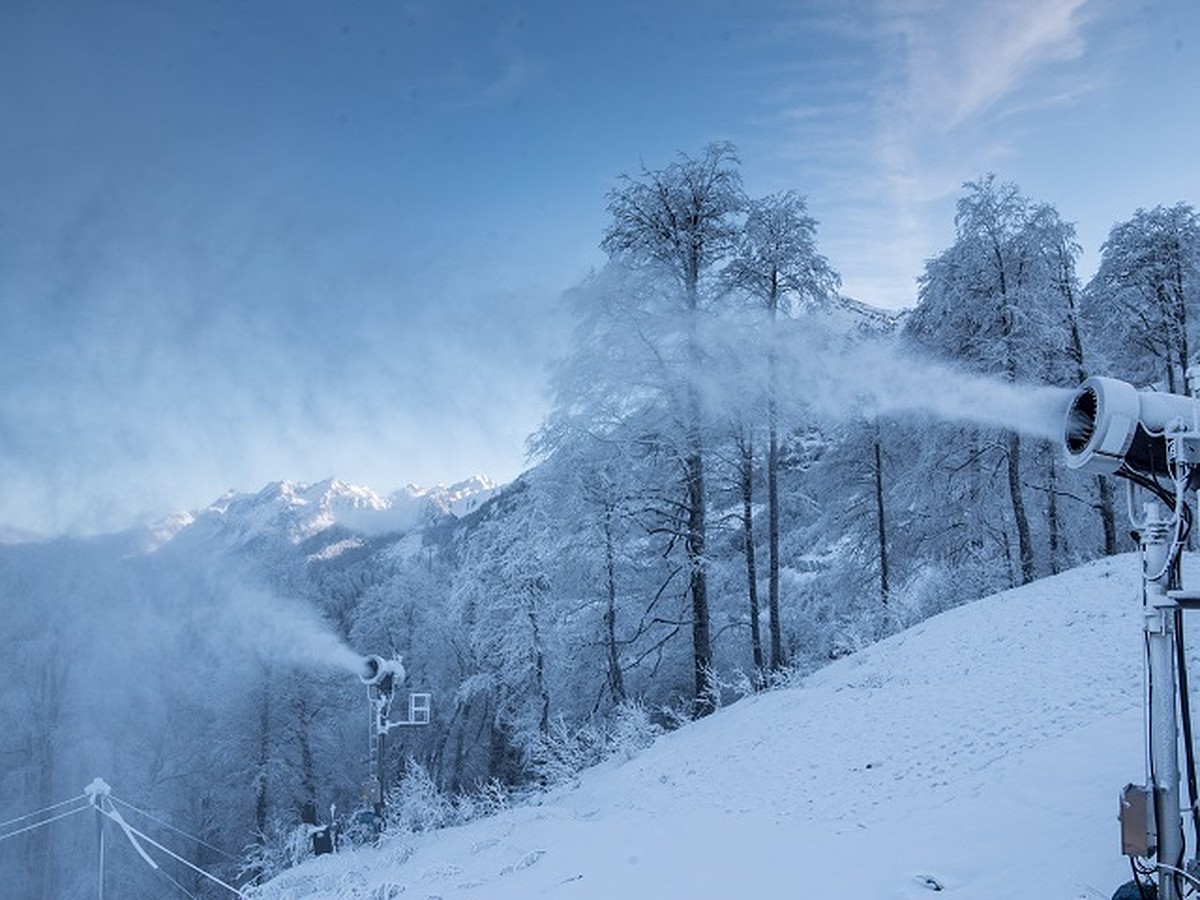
top-left (1007, 431), bottom-right (1035, 583)
top-left (295, 694), bottom-right (317, 824)
top-left (1096, 476), bottom-right (1118, 555)
top-left (872, 421), bottom-right (890, 608)
top-left (766, 286), bottom-right (784, 672)
top-left (602, 501), bottom-right (626, 705)
top-left (685, 281), bottom-right (713, 716)
top-left (737, 434), bottom-right (764, 683)
top-left (686, 443), bottom-right (713, 715)
top-left (1064, 282), bottom-right (1120, 557)
top-left (449, 698), bottom-right (471, 793)
top-left (526, 591), bottom-right (550, 735)
top-left (254, 680), bottom-right (271, 842)
top-left (767, 396), bottom-right (783, 672)
top-left (999, 301), bottom-right (1035, 584)
top-left (1047, 453), bottom-right (1062, 574)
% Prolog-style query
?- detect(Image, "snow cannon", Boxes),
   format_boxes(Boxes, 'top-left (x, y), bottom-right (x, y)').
top-left (358, 655), bottom-right (405, 690)
top-left (1063, 376), bottom-right (1200, 475)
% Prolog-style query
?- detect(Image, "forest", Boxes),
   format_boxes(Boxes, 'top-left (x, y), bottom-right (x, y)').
top-left (3, 142), bottom-right (1200, 899)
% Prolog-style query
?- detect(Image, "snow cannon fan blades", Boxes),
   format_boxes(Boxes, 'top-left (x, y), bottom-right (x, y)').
top-left (1063, 376), bottom-right (1200, 476)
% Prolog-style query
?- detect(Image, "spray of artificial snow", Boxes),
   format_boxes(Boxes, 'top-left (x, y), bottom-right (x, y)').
top-left (765, 329), bottom-right (1073, 440)
top-left (829, 343), bottom-right (1070, 439)
top-left (171, 559), bottom-right (365, 677)
top-left (223, 584), bottom-right (364, 675)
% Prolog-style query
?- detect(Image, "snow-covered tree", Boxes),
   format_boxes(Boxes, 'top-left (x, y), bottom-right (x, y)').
top-left (905, 175), bottom-right (1076, 584)
top-left (596, 142), bottom-right (746, 715)
top-left (1085, 202), bottom-right (1200, 392)
top-left (723, 190), bottom-right (839, 670)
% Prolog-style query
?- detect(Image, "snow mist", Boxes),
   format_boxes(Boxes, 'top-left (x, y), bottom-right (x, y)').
top-left (771, 333), bottom-right (1073, 440)
top-left (222, 584), bottom-right (364, 676)
top-left (176, 561), bottom-right (365, 677)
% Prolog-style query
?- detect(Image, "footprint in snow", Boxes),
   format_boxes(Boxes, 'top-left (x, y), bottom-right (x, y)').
top-left (499, 848), bottom-right (546, 876)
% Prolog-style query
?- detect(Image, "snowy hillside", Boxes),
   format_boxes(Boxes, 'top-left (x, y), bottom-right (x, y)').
top-left (251, 553), bottom-right (1168, 900)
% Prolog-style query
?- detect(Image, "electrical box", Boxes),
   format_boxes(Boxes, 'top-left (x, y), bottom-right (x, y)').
top-left (364, 778), bottom-right (382, 806)
top-left (1120, 783), bottom-right (1156, 858)
top-left (311, 825), bottom-right (333, 856)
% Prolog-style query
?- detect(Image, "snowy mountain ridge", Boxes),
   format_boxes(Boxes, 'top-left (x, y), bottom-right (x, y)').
top-left (253, 552), bottom-right (1168, 900)
top-left (131, 475), bottom-right (500, 552)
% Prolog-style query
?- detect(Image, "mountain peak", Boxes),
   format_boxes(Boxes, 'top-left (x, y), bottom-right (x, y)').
top-left (162, 475), bottom-right (502, 548)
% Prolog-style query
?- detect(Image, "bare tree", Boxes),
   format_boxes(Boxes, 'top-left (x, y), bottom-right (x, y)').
top-left (724, 191), bottom-right (838, 669)
top-left (601, 143), bottom-right (745, 715)
top-left (906, 175), bottom-right (1075, 585)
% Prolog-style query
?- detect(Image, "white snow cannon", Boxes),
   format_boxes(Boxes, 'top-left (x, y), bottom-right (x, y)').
top-left (358, 655), bottom-right (405, 689)
top-left (1063, 376), bottom-right (1200, 475)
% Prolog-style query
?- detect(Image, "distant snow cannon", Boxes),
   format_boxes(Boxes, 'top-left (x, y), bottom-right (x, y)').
top-left (356, 653), bottom-right (429, 825)
top-left (358, 654), bottom-right (405, 689)
top-left (1063, 375), bottom-right (1200, 476)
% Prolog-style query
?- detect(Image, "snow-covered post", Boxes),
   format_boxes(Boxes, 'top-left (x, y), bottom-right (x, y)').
top-left (1141, 502), bottom-right (1183, 900)
top-left (85, 778), bottom-right (111, 900)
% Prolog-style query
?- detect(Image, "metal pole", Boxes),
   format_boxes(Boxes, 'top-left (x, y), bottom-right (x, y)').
top-left (96, 805), bottom-right (105, 900)
top-left (376, 727), bottom-right (387, 817)
top-left (1143, 503), bottom-right (1183, 900)
top-left (368, 683), bottom-right (390, 824)
top-left (368, 686), bottom-right (381, 812)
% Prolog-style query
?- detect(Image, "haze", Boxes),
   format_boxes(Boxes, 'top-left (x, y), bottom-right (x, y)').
top-left (2, 0), bottom-right (1197, 535)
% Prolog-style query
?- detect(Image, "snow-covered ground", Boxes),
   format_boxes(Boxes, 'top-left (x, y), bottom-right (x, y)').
top-left (254, 553), bottom-right (1175, 900)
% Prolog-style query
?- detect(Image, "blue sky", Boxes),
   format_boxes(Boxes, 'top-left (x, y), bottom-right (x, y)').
top-left (1, 0), bottom-right (1198, 536)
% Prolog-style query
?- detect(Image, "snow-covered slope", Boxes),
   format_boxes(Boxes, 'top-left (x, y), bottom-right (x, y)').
top-left (821, 293), bottom-right (903, 335)
top-left (253, 553), bottom-right (1167, 900)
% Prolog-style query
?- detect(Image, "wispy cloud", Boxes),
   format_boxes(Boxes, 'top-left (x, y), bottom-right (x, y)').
top-left (875, 0), bottom-right (1095, 184)
top-left (756, 0), bottom-right (1110, 308)
top-left (887, 0), bottom-right (1090, 130)
top-left (814, 0), bottom-right (1103, 306)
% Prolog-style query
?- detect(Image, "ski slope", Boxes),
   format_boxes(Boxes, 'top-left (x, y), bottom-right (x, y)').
top-left (254, 553), bottom-right (1174, 900)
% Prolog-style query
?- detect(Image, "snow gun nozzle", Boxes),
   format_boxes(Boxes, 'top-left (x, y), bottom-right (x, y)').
top-left (1063, 376), bottom-right (1200, 476)
top-left (358, 654), bottom-right (405, 688)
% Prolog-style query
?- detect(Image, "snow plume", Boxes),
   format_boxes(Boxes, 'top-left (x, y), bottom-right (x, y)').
top-left (217, 583), bottom-right (364, 676)
top-left (710, 324), bottom-right (1080, 444)
top-left (778, 336), bottom-right (1074, 441)
top-left (170, 561), bottom-right (365, 677)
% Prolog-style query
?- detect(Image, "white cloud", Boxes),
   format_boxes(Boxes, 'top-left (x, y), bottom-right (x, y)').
top-left (879, 0), bottom-right (1091, 133)
top-left (807, 0), bottom-right (1102, 308)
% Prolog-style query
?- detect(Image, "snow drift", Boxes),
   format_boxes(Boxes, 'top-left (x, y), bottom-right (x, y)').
top-left (253, 552), bottom-right (1172, 899)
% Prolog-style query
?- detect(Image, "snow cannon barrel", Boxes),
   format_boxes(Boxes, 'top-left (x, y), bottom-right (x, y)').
top-left (1064, 376), bottom-right (1200, 475)
top-left (358, 655), bottom-right (406, 689)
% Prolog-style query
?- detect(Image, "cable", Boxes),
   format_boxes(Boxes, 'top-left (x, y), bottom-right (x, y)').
top-left (0, 794), bottom-right (86, 831)
top-left (96, 804), bottom-right (246, 898)
top-left (0, 802), bottom-right (89, 843)
top-left (1120, 465), bottom-right (1177, 511)
top-left (151, 862), bottom-right (202, 900)
top-left (1178, 609), bottom-right (1200, 853)
top-left (1157, 861), bottom-right (1200, 891)
top-left (1130, 856), bottom-right (1155, 900)
top-left (110, 796), bottom-right (239, 862)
